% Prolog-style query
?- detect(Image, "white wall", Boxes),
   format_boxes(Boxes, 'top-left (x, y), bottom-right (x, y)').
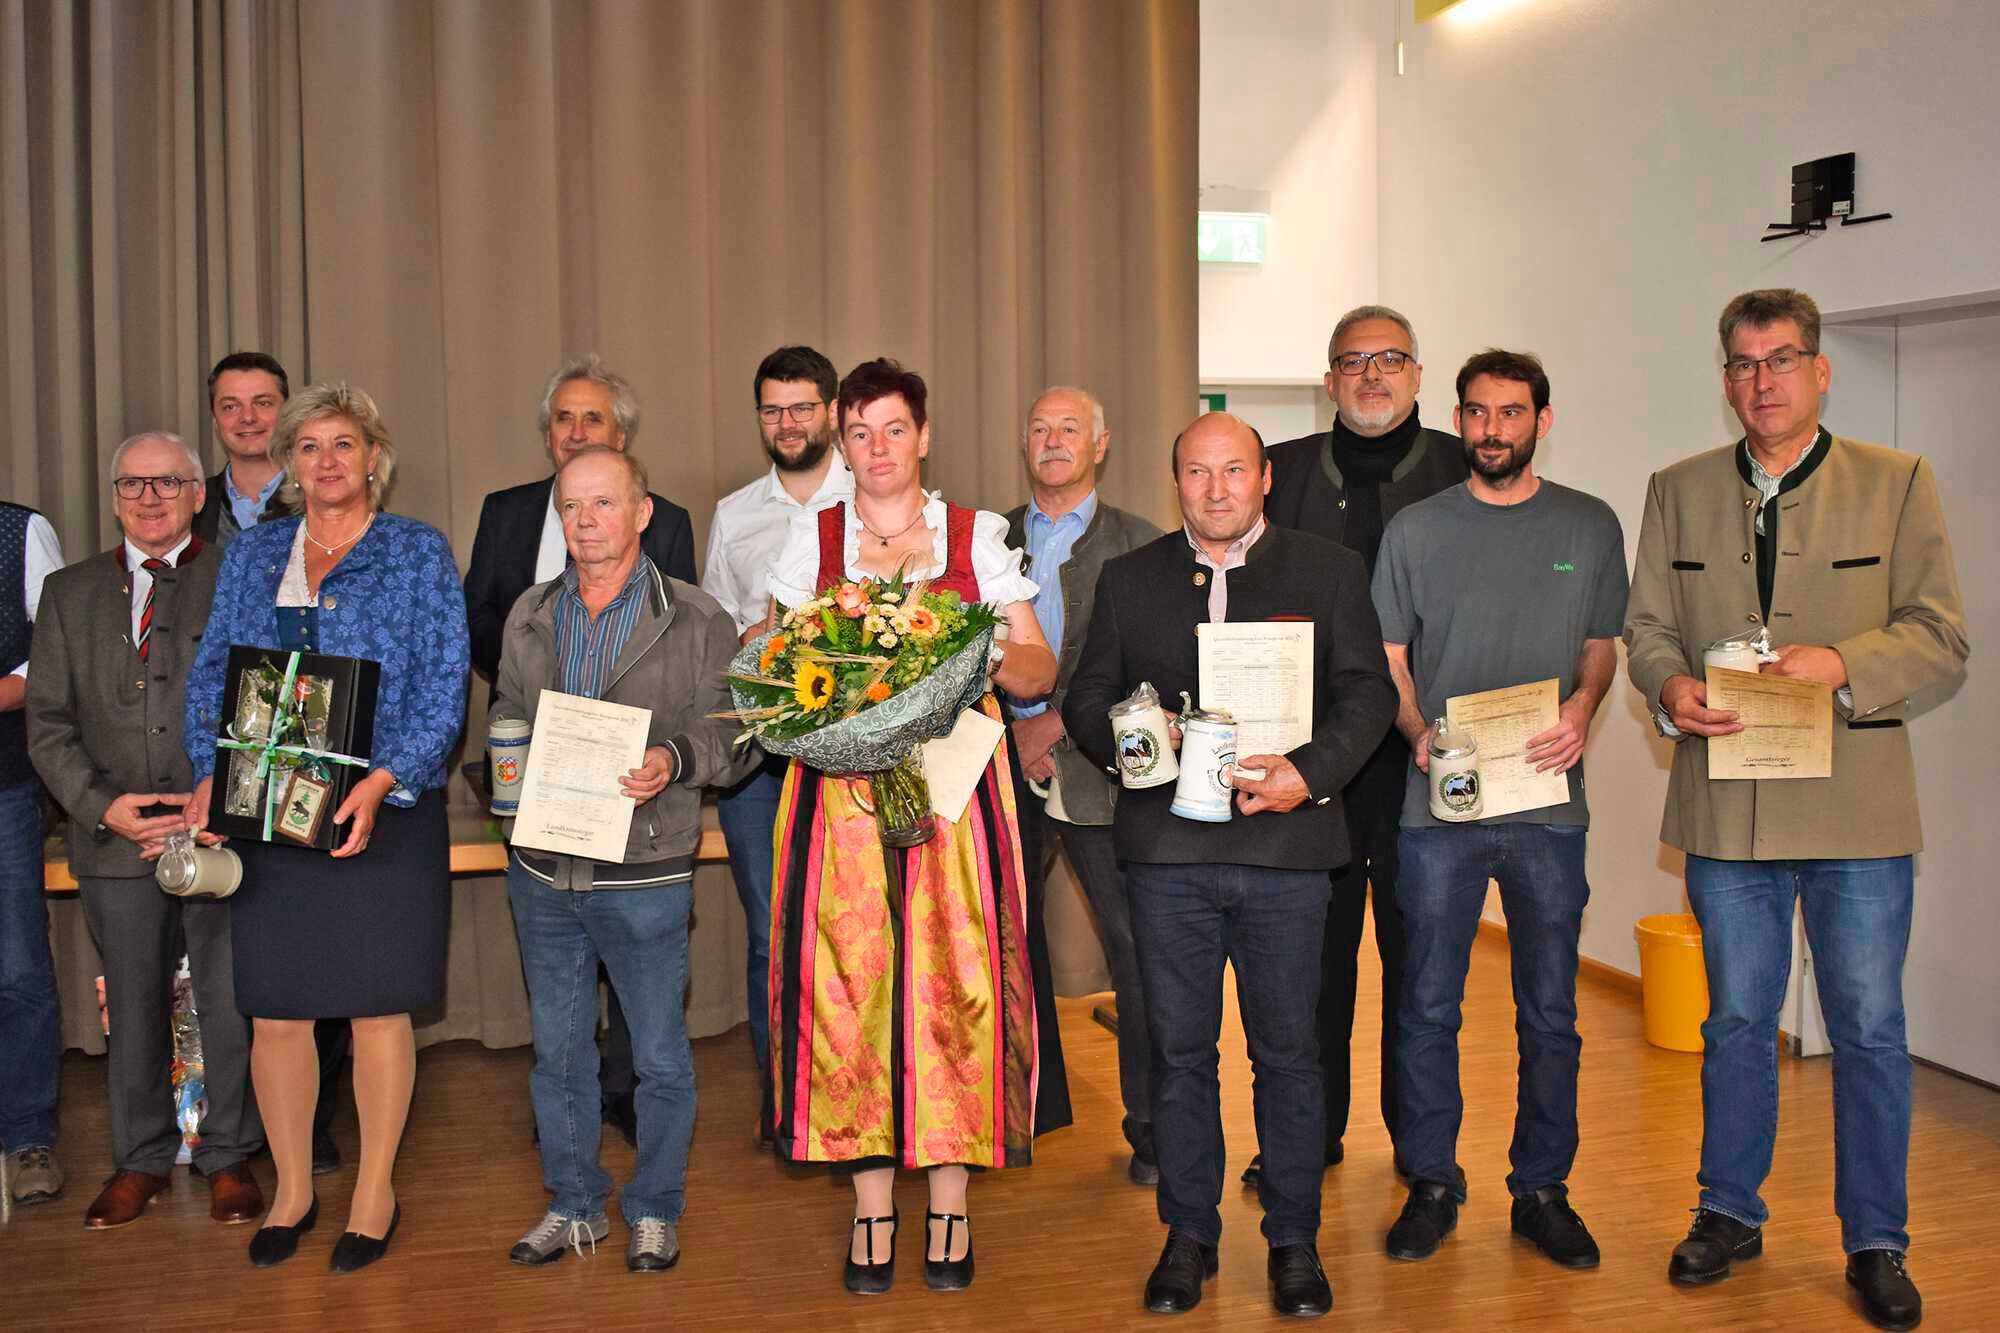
top-left (1376, 0), bottom-right (2000, 986)
top-left (1198, 0), bottom-right (1380, 385)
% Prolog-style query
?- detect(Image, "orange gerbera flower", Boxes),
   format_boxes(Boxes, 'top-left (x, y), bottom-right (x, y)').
top-left (759, 635), bottom-right (788, 674)
top-left (904, 606), bottom-right (939, 636)
top-left (864, 681), bottom-right (893, 703)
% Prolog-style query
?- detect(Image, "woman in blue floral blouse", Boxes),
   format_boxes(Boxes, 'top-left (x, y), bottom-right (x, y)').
top-left (185, 383), bottom-right (468, 1273)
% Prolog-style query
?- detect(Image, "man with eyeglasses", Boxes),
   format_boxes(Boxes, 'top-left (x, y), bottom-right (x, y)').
top-left (0, 487), bottom-right (65, 1208)
top-left (699, 345), bottom-right (851, 1146)
top-left (1254, 305), bottom-right (1467, 1189)
top-left (465, 355), bottom-right (697, 1150)
top-left (26, 433), bottom-right (266, 1230)
top-left (1625, 288), bottom-right (1967, 1331)
top-left (194, 351), bottom-right (291, 547)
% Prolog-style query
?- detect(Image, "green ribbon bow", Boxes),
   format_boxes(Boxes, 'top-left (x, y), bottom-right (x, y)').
top-left (215, 651), bottom-right (369, 840)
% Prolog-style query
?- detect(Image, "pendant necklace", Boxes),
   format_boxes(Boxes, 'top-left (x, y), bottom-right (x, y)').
top-left (304, 511), bottom-right (375, 557)
top-left (858, 506), bottom-right (926, 548)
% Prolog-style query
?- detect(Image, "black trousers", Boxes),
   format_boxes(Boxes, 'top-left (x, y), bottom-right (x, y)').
top-left (1009, 769), bottom-right (1074, 1138)
top-left (1316, 742), bottom-right (1409, 1157)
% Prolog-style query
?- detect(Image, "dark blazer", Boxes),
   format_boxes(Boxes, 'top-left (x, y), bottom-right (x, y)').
top-left (464, 477), bottom-right (697, 683)
top-left (191, 467), bottom-right (287, 548)
top-left (1063, 525), bottom-right (1397, 871)
top-left (1003, 498), bottom-right (1162, 824)
top-left (26, 544), bottom-right (220, 879)
top-left (1264, 424), bottom-right (1468, 550)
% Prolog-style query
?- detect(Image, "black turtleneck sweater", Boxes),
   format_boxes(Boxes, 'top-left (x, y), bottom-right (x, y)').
top-left (1329, 407), bottom-right (1425, 574)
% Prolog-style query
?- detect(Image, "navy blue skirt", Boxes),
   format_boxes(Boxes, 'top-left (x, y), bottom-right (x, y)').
top-left (230, 788), bottom-right (450, 1019)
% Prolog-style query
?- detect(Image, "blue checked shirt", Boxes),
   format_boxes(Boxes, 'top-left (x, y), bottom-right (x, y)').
top-left (1011, 491), bottom-right (1095, 717)
top-left (553, 559), bottom-right (651, 699)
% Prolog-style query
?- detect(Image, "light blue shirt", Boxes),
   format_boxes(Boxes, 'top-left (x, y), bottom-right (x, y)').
top-left (1011, 491), bottom-right (1095, 717)
top-left (225, 467), bottom-right (285, 532)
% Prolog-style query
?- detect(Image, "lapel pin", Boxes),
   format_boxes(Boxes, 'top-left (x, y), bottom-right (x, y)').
top-left (1193, 571), bottom-right (1208, 587)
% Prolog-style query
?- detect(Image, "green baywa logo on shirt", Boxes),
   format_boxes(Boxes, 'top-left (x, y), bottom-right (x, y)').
top-left (1552, 561), bottom-right (1575, 573)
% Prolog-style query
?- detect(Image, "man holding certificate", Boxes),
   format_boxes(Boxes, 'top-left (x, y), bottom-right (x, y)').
top-left (494, 446), bottom-right (752, 1274)
top-left (1624, 290), bottom-right (1968, 1331)
top-left (1064, 412), bottom-right (1396, 1318)
top-left (1371, 350), bottom-right (1626, 1270)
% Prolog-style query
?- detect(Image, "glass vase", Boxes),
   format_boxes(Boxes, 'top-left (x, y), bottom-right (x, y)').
top-left (867, 750), bottom-right (936, 848)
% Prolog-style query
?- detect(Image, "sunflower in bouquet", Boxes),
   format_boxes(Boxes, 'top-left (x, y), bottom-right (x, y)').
top-left (721, 570), bottom-right (1002, 846)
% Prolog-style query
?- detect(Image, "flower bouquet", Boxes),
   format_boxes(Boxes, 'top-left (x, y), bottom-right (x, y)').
top-left (723, 572), bottom-right (1001, 847)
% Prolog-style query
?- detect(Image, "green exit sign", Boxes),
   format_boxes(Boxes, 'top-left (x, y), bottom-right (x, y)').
top-left (1197, 211), bottom-right (1269, 265)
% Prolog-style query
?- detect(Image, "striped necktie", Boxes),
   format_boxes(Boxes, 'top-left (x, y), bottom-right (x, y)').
top-left (136, 557), bottom-right (170, 661)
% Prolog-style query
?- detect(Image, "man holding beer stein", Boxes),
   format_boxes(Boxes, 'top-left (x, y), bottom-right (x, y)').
top-left (1064, 412), bottom-right (1396, 1318)
top-left (1370, 351), bottom-right (1626, 1270)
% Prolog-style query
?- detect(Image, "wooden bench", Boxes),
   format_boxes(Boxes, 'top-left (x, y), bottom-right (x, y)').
top-left (43, 811), bottom-right (731, 892)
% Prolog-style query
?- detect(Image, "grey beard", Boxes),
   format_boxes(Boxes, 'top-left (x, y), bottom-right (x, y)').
top-left (1340, 403), bottom-right (1397, 435)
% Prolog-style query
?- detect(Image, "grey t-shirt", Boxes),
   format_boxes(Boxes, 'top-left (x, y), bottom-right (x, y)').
top-left (1373, 480), bottom-right (1628, 829)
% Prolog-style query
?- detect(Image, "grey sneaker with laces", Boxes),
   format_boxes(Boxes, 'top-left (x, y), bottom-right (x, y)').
top-left (509, 1209), bottom-right (610, 1265)
top-left (6, 1146), bottom-right (64, 1205)
top-left (628, 1216), bottom-right (680, 1272)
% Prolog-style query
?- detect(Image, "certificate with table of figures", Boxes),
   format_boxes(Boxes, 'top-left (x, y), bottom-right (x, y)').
top-left (509, 691), bottom-right (652, 861)
top-left (1445, 678), bottom-right (1570, 819)
top-left (1704, 666), bottom-right (1833, 780)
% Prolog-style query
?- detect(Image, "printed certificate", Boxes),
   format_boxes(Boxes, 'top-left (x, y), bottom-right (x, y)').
top-left (1197, 621), bottom-right (1314, 766)
top-left (509, 691), bottom-right (652, 862)
top-left (1445, 678), bottom-right (1570, 819)
top-left (1704, 667), bottom-right (1833, 780)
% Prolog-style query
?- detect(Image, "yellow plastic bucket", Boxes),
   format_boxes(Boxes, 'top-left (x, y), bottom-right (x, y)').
top-left (1633, 913), bottom-right (1709, 1053)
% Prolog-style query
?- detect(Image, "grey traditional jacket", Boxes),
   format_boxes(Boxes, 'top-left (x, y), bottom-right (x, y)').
top-left (494, 558), bottom-right (754, 888)
top-left (1624, 433), bottom-right (1969, 860)
top-left (1004, 498), bottom-right (1163, 825)
top-left (28, 545), bottom-right (220, 879)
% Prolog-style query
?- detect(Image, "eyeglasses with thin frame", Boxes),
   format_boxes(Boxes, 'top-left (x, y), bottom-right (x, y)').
top-left (757, 401), bottom-right (826, 424)
top-left (1723, 346), bottom-right (1815, 382)
top-left (1331, 349), bottom-right (1413, 377)
top-left (112, 475), bottom-right (191, 500)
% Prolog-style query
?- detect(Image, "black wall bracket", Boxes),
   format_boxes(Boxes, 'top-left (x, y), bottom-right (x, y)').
top-left (1760, 152), bottom-right (1892, 243)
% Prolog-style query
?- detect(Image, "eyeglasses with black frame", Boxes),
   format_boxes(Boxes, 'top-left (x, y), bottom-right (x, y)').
top-left (1331, 349), bottom-right (1413, 376)
top-left (757, 401), bottom-right (826, 424)
top-left (112, 475), bottom-right (191, 499)
top-left (1723, 346), bottom-right (1815, 382)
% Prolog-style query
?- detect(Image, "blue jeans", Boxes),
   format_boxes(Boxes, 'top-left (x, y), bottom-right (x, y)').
top-left (715, 756), bottom-right (782, 1081)
top-left (508, 860), bottom-right (696, 1224)
top-left (1125, 861), bottom-right (1330, 1248)
top-left (0, 780), bottom-right (58, 1151)
top-left (1397, 823), bottom-right (1589, 1199)
top-left (1685, 854), bottom-right (1914, 1254)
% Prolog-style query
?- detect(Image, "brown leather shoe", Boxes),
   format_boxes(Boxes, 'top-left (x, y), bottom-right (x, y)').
top-left (82, 1170), bottom-right (171, 1229)
top-left (207, 1161), bottom-right (265, 1224)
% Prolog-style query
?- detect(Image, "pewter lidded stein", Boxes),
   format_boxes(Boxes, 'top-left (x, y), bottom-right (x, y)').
top-left (155, 829), bottom-right (244, 899)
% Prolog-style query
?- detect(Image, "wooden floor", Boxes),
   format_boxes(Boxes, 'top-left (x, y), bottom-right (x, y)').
top-left (7, 927), bottom-right (1998, 1331)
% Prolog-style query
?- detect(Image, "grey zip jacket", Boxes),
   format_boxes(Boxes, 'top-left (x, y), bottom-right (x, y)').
top-left (494, 557), bottom-right (756, 889)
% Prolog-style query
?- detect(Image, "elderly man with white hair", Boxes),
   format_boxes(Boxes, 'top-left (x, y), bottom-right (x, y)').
top-left (26, 430), bottom-right (265, 1229)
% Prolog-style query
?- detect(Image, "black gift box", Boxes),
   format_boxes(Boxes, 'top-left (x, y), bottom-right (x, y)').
top-left (210, 647), bottom-right (380, 850)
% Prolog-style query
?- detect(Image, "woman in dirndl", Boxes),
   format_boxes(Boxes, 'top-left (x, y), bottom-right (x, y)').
top-left (764, 359), bottom-right (1057, 1295)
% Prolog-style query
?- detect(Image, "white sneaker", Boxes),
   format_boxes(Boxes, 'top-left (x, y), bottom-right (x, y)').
top-left (508, 1209), bottom-right (610, 1265)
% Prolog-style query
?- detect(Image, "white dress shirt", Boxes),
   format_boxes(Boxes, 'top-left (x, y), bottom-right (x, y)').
top-left (10, 513), bottom-right (65, 679)
top-left (124, 533), bottom-right (195, 643)
top-left (702, 458), bottom-right (854, 632)
top-left (534, 486), bottom-right (569, 584)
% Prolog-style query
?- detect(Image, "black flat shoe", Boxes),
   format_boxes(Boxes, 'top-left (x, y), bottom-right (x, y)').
top-left (1847, 1249), bottom-right (1922, 1330)
top-left (1144, 1231), bottom-right (1218, 1314)
top-left (248, 1195), bottom-right (319, 1268)
top-left (329, 1202), bottom-right (401, 1274)
top-left (843, 1211), bottom-right (897, 1295)
top-left (923, 1211), bottom-right (974, 1291)
top-left (1268, 1242), bottom-right (1334, 1317)
top-left (1667, 1208), bottom-right (1762, 1285)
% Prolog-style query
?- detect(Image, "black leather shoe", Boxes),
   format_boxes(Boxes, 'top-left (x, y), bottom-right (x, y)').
top-left (311, 1129), bottom-right (341, 1176)
top-left (1268, 1243), bottom-right (1333, 1317)
top-left (248, 1195), bottom-right (319, 1268)
top-left (1847, 1249), bottom-right (1922, 1330)
top-left (843, 1211), bottom-right (897, 1295)
top-left (1143, 1231), bottom-right (1218, 1314)
top-left (1241, 1153), bottom-right (1263, 1188)
top-left (1511, 1186), bottom-right (1600, 1268)
top-left (1667, 1208), bottom-right (1762, 1285)
top-left (328, 1203), bottom-right (401, 1274)
top-left (923, 1210), bottom-right (974, 1290)
top-left (1386, 1175), bottom-right (1463, 1261)
top-left (604, 1093), bottom-right (639, 1150)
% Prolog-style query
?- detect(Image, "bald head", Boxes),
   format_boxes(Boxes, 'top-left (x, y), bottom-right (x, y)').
top-left (1173, 412), bottom-right (1270, 557)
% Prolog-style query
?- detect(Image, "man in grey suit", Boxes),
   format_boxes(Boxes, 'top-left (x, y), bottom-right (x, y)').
top-left (27, 431), bottom-right (265, 1229)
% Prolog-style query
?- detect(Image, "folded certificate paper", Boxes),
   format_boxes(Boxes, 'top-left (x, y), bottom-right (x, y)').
top-left (510, 691), bottom-right (652, 862)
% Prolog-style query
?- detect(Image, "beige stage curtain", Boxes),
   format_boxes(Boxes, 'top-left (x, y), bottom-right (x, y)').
top-left (6, 0), bottom-right (1196, 1041)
